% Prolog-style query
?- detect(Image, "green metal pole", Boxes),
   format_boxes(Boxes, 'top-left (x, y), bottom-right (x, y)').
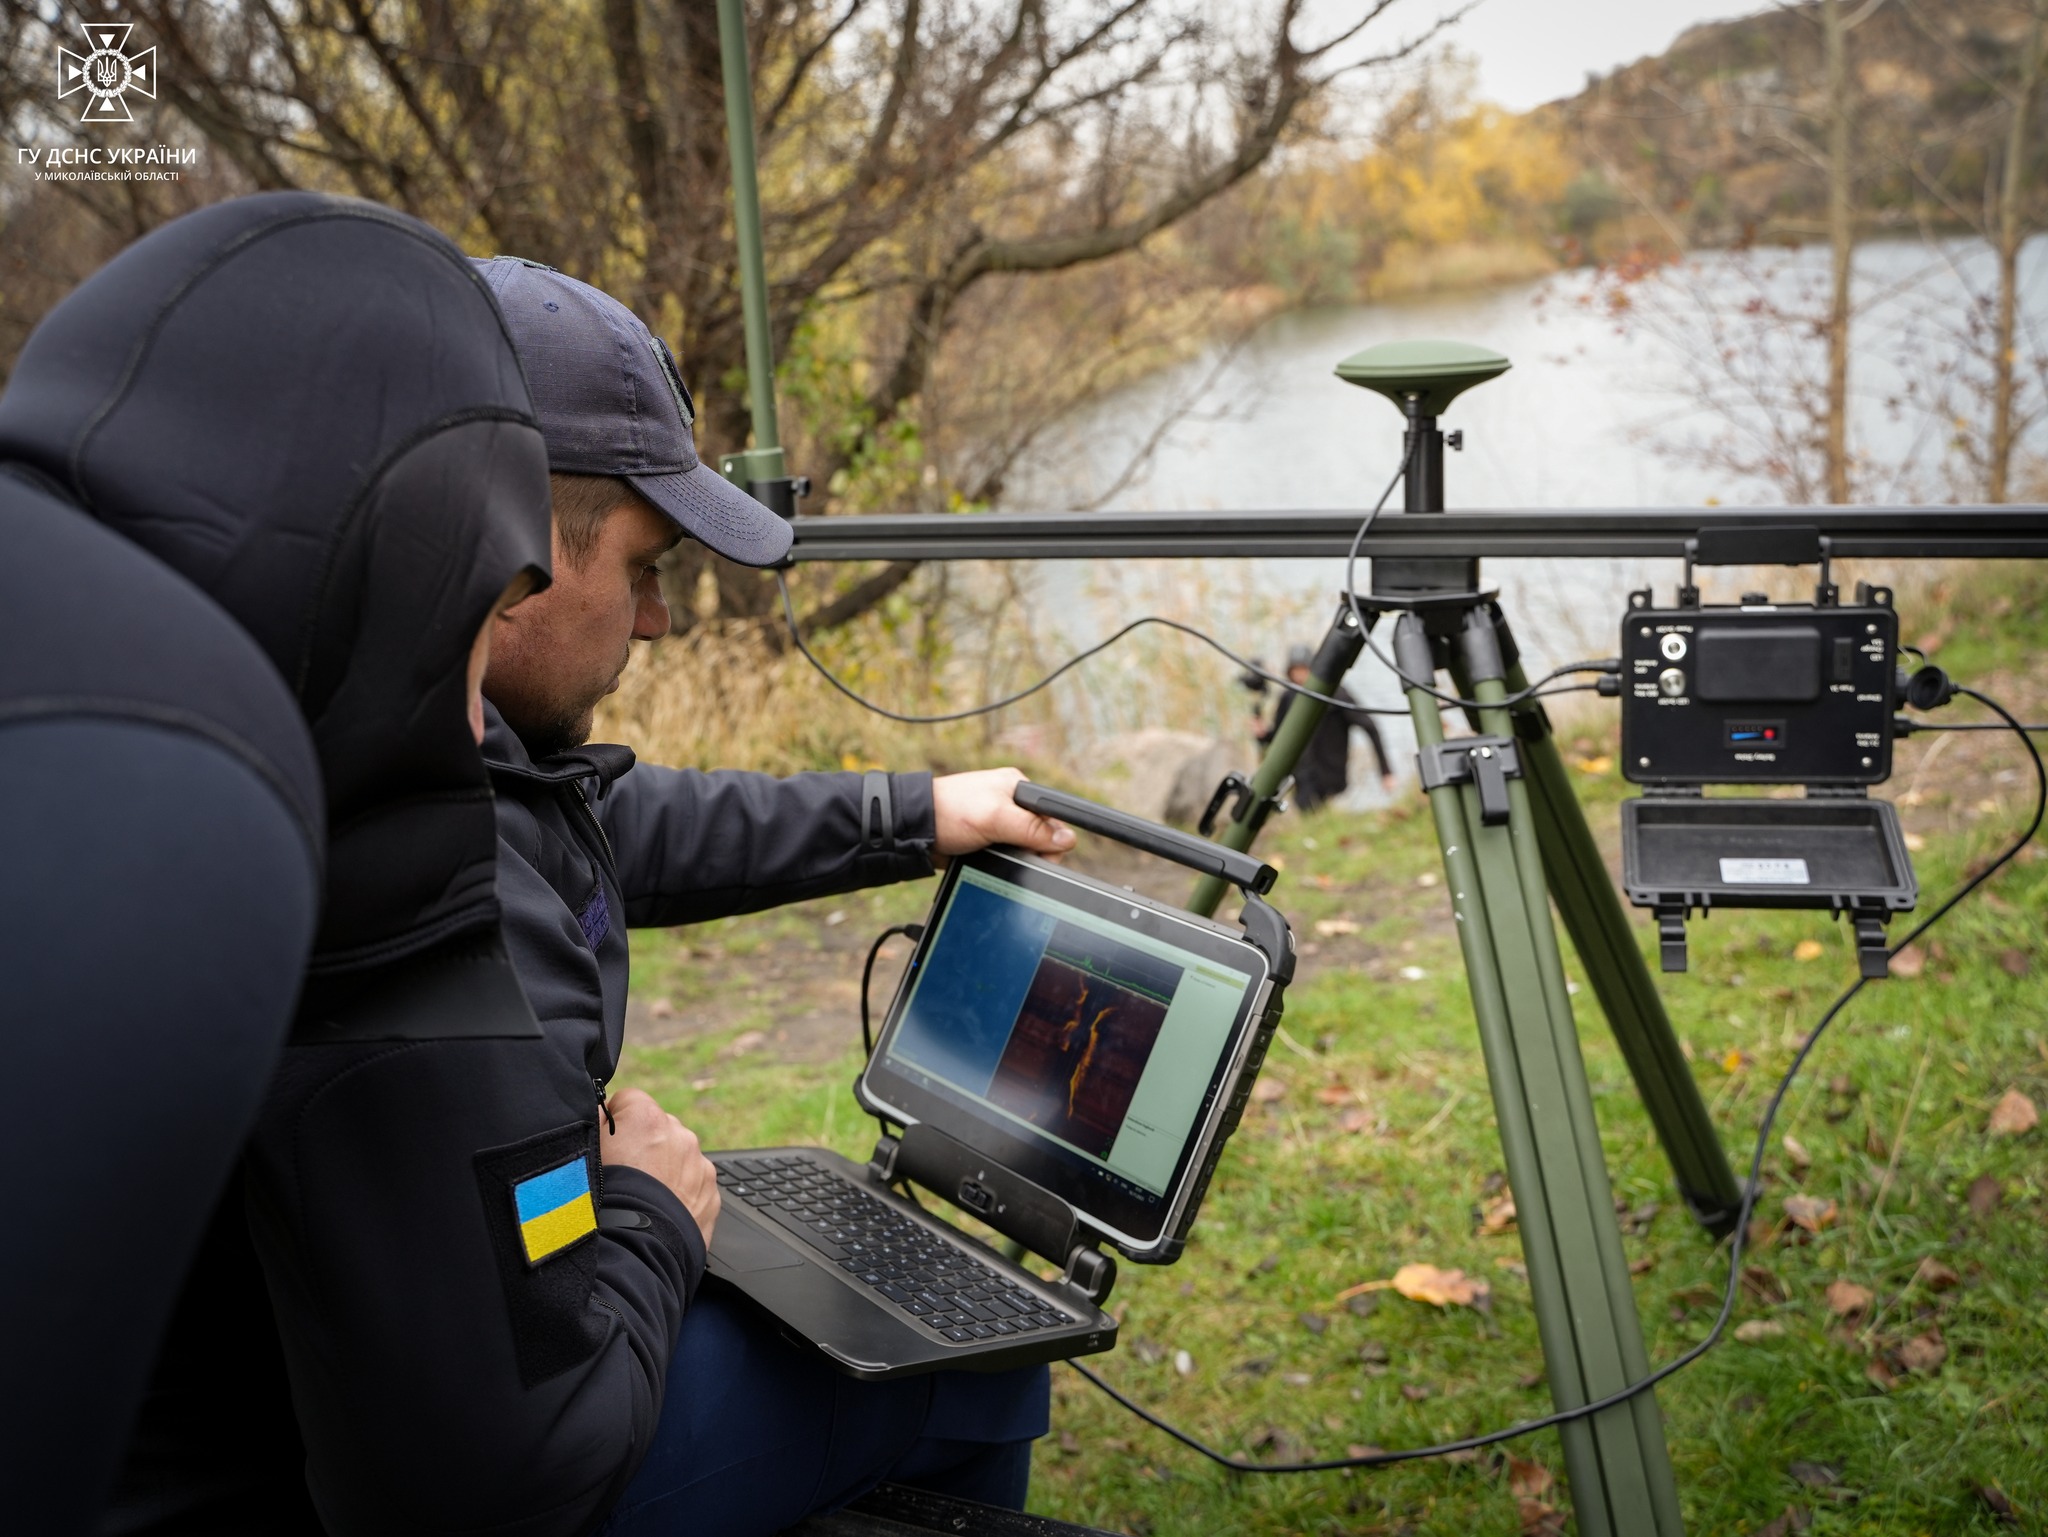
top-left (1413, 608), bottom-right (1683, 1536)
top-left (715, 0), bottom-right (787, 488)
top-left (1189, 603), bottom-right (1365, 917)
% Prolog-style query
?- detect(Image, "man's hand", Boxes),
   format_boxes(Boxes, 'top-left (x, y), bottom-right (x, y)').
top-left (932, 767), bottom-right (1075, 865)
top-left (599, 1086), bottom-right (720, 1247)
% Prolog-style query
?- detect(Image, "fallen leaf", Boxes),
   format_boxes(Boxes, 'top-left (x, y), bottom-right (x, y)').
top-left (1999, 948), bottom-right (2032, 977)
top-left (1864, 1358), bottom-right (1897, 1392)
top-left (1399, 1382), bottom-right (1430, 1402)
top-left (1781, 1133), bottom-right (1813, 1171)
top-left (1356, 1341), bottom-right (1391, 1370)
top-left (1898, 1329), bottom-right (1946, 1374)
top-left (1988, 1088), bottom-right (2038, 1137)
top-left (647, 997), bottom-right (676, 1020)
top-left (1297, 1312), bottom-right (1328, 1336)
top-left (1172, 1349), bottom-right (1195, 1377)
top-left (1390, 1263), bottom-right (1488, 1309)
top-left (1345, 1291), bottom-right (1379, 1318)
top-left (688, 1076), bottom-right (718, 1092)
top-left (1507, 1457), bottom-right (1554, 1499)
top-left (1824, 1279), bottom-right (1873, 1316)
top-left (1338, 1107), bottom-right (1374, 1134)
top-left (1315, 1082), bottom-right (1354, 1106)
top-left (1246, 1424), bottom-right (1306, 1460)
top-left (1783, 1194), bottom-right (1838, 1233)
top-left (1518, 1496), bottom-right (1568, 1536)
top-left (1889, 944), bottom-right (1927, 978)
top-left (1722, 1047), bottom-right (1752, 1073)
top-left (1742, 1266), bottom-right (1789, 1305)
top-left (1788, 1460), bottom-right (1840, 1489)
top-left (1975, 1483), bottom-right (2020, 1525)
top-left (1629, 1256), bottom-right (1657, 1275)
top-left (1912, 1256), bottom-right (1960, 1291)
top-left (1231, 1357), bottom-right (1274, 1378)
top-left (1251, 1077), bottom-right (1288, 1104)
top-left (1313, 916), bottom-right (1359, 938)
top-left (725, 1029), bottom-right (768, 1056)
top-left (1793, 938), bottom-right (1826, 962)
top-left (1479, 1195), bottom-right (1518, 1235)
top-left (1249, 1253), bottom-right (1279, 1277)
top-left (1967, 1174), bottom-right (2003, 1217)
top-left (1057, 1430), bottom-right (1081, 1456)
top-left (1570, 754), bottom-right (1613, 775)
top-left (1735, 1320), bottom-right (1786, 1342)
top-left (1346, 1443), bottom-right (1386, 1460)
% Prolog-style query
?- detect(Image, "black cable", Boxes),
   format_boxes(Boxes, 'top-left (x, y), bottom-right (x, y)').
top-left (1068, 685), bottom-right (2045, 1474)
top-left (777, 570), bottom-right (1610, 726)
top-left (860, 922), bottom-right (922, 1060)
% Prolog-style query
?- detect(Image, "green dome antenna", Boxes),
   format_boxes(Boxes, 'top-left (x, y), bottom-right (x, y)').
top-left (1333, 339), bottom-right (1510, 517)
top-left (1335, 339), bottom-right (1511, 418)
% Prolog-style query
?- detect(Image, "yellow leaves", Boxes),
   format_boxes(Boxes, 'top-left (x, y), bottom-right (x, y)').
top-left (1988, 1088), bottom-right (2038, 1136)
top-left (1793, 938), bottom-right (1826, 962)
top-left (1721, 1047), bottom-right (1753, 1074)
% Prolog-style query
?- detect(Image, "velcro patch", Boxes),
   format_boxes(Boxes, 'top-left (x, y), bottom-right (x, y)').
top-left (513, 1156), bottom-right (596, 1265)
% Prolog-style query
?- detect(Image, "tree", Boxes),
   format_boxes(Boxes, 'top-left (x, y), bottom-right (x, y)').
top-left (0, 0), bottom-right (1446, 629)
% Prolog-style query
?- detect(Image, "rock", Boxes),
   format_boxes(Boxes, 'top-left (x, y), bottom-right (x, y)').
top-left (1078, 730), bottom-right (1249, 827)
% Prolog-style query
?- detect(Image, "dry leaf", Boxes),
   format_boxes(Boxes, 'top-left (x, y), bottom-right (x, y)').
top-left (1399, 1382), bottom-right (1430, 1402)
top-left (1864, 1358), bottom-right (1898, 1392)
top-left (1968, 1174), bottom-right (2003, 1216)
top-left (1898, 1329), bottom-right (1947, 1374)
top-left (1722, 1047), bottom-right (1753, 1073)
top-left (1824, 1279), bottom-right (1873, 1316)
top-left (1735, 1319), bottom-right (1786, 1342)
top-left (1346, 1443), bottom-right (1386, 1460)
top-left (1999, 948), bottom-right (2032, 977)
top-left (1312, 916), bottom-right (1359, 938)
top-left (1391, 1263), bottom-right (1488, 1309)
top-left (1988, 1088), bottom-right (2038, 1137)
top-left (1507, 1457), bottom-right (1554, 1499)
top-left (1975, 1484), bottom-right (2020, 1525)
top-left (1793, 938), bottom-right (1825, 962)
top-left (1889, 944), bottom-right (1927, 978)
top-left (1479, 1195), bottom-right (1519, 1235)
top-left (1781, 1134), bottom-right (1813, 1171)
top-left (1338, 1107), bottom-right (1374, 1134)
top-left (1315, 1082), bottom-right (1354, 1106)
top-left (1912, 1256), bottom-right (1960, 1291)
top-left (725, 1029), bottom-right (768, 1056)
top-left (1788, 1460), bottom-right (1840, 1489)
top-left (1755, 1507), bottom-right (1813, 1537)
top-left (1742, 1265), bottom-right (1788, 1305)
top-left (647, 997), bottom-right (676, 1020)
top-left (1783, 1194), bottom-right (1838, 1232)
top-left (1518, 1498), bottom-right (1568, 1537)
top-left (1251, 1077), bottom-right (1288, 1104)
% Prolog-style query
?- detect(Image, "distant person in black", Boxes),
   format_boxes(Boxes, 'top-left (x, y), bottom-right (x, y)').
top-left (1254, 645), bottom-right (1396, 812)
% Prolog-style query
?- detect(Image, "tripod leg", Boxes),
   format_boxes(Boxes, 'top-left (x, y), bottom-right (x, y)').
top-left (1188, 601), bottom-right (1365, 917)
top-left (1407, 610), bottom-right (1685, 1537)
top-left (1454, 612), bottom-right (1744, 1236)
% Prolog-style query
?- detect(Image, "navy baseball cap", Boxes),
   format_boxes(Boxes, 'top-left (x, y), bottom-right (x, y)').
top-left (474, 257), bottom-right (793, 567)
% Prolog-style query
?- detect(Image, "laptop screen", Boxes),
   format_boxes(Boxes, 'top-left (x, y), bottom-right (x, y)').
top-left (862, 850), bottom-right (1267, 1247)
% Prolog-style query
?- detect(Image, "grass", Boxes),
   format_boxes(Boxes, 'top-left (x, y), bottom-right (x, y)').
top-left (617, 561), bottom-right (2048, 1535)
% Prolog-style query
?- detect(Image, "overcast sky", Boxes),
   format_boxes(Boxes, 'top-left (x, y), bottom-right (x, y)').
top-left (1451, 0), bottom-right (1771, 111)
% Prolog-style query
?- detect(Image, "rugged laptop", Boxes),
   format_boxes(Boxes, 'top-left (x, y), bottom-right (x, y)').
top-left (704, 783), bottom-right (1294, 1380)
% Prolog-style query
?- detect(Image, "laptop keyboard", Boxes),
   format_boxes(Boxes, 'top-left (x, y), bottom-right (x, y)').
top-left (721, 1155), bottom-right (1081, 1343)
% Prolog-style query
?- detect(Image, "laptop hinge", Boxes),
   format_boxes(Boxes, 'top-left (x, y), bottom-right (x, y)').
top-left (867, 1133), bottom-right (902, 1184)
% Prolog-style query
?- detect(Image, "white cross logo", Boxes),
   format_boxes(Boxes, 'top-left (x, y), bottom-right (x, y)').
top-left (57, 21), bottom-right (156, 125)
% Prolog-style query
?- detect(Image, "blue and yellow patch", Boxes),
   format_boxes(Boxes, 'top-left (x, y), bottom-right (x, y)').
top-left (512, 1156), bottom-right (596, 1265)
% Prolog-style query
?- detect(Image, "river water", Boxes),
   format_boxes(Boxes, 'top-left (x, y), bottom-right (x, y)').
top-left (980, 238), bottom-right (2048, 802)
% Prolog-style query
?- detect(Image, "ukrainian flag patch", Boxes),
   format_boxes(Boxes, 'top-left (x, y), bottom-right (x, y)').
top-left (512, 1156), bottom-right (596, 1265)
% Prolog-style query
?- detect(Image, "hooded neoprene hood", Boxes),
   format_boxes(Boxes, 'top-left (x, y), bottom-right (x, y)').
top-left (0, 192), bottom-right (552, 975)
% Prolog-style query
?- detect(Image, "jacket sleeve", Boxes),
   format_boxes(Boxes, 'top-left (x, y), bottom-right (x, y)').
top-left (243, 1024), bottom-right (704, 1537)
top-left (598, 766), bottom-right (936, 928)
top-left (1335, 700), bottom-right (1400, 782)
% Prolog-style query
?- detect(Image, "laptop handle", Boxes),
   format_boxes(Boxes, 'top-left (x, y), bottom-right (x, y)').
top-left (1012, 782), bottom-right (1277, 895)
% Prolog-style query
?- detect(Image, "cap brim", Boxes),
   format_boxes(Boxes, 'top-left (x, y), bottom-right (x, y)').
top-left (632, 463), bottom-right (793, 567)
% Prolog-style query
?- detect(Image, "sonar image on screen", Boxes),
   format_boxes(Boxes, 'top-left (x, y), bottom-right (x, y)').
top-left (984, 920), bottom-right (1182, 1158)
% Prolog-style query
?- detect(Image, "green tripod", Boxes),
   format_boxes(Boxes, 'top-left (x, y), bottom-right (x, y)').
top-left (1189, 341), bottom-right (1743, 1537)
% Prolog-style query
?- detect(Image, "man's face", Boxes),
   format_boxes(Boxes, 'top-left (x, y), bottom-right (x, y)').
top-left (485, 492), bottom-right (680, 757)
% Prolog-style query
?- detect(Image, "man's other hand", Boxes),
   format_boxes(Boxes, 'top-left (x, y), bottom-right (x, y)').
top-left (932, 767), bottom-right (1075, 865)
top-left (600, 1086), bottom-right (720, 1246)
